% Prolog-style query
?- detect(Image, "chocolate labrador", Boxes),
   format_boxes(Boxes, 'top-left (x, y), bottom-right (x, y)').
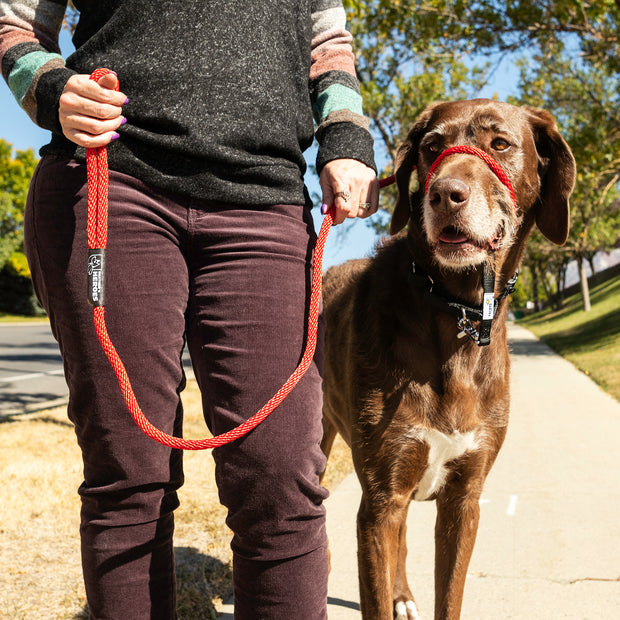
top-left (320, 100), bottom-right (576, 620)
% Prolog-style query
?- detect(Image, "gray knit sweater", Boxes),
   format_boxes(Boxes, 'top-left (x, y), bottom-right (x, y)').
top-left (1, 0), bottom-right (376, 206)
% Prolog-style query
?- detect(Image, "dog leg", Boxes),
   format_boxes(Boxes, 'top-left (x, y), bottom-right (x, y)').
top-left (357, 495), bottom-right (408, 619)
top-left (319, 416), bottom-right (339, 483)
top-left (394, 505), bottom-right (421, 619)
top-left (433, 487), bottom-right (481, 620)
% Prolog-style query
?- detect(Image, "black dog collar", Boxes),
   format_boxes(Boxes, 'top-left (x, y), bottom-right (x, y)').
top-left (409, 262), bottom-right (518, 346)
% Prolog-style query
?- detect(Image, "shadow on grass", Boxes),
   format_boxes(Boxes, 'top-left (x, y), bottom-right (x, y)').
top-left (540, 306), bottom-right (620, 355)
top-left (71, 547), bottom-right (232, 620)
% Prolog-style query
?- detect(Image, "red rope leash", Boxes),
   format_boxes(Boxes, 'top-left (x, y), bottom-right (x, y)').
top-left (86, 68), bottom-right (338, 450)
top-left (86, 70), bottom-right (515, 449)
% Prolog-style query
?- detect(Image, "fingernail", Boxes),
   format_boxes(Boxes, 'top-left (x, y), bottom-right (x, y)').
top-left (123, 97), bottom-right (129, 105)
top-left (320, 203), bottom-right (327, 215)
top-left (120, 117), bottom-right (127, 125)
top-left (110, 133), bottom-right (120, 141)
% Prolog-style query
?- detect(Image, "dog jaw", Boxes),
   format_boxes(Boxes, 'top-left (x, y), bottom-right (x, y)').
top-left (422, 185), bottom-right (514, 269)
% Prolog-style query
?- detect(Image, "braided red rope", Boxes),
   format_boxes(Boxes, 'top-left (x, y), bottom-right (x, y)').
top-left (86, 68), bottom-right (337, 450)
top-left (424, 145), bottom-right (517, 213)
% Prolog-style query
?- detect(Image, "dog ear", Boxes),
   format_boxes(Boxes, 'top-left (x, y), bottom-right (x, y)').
top-left (526, 107), bottom-right (576, 246)
top-left (390, 104), bottom-right (439, 235)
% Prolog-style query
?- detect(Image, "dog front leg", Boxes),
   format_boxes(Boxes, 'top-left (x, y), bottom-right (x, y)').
top-left (357, 496), bottom-right (406, 619)
top-left (433, 488), bottom-right (481, 620)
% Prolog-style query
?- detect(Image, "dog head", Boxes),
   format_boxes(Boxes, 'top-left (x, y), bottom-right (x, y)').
top-left (390, 100), bottom-right (576, 270)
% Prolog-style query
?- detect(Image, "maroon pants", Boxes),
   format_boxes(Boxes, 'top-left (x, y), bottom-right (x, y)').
top-left (24, 156), bottom-right (329, 619)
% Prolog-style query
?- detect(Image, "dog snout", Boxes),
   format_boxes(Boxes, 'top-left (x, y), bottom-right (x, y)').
top-left (428, 178), bottom-right (470, 213)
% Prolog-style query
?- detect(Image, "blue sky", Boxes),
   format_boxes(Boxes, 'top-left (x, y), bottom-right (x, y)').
top-left (1, 27), bottom-right (520, 269)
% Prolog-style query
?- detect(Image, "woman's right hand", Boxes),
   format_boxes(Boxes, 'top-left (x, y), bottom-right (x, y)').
top-left (59, 72), bottom-right (128, 147)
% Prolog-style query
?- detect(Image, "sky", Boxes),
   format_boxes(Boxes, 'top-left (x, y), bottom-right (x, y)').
top-left (0, 27), bottom-right (520, 270)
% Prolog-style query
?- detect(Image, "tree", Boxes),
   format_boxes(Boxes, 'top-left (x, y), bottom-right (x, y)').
top-left (0, 139), bottom-right (38, 270)
top-left (345, 1), bottom-right (620, 310)
top-left (514, 40), bottom-right (620, 311)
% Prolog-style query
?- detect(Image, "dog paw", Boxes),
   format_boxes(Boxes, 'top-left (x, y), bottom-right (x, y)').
top-left (395, 599), bottom-right (421, 619)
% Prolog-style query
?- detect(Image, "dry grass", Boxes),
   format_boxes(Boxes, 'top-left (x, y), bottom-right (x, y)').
top-left (0, 379), bottom-right (353, 619)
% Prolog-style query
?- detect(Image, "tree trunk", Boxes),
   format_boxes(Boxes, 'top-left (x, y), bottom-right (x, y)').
top-left (531, 265), bottom-right (540, 311)
top-left (579, 257), bottom-right (592, 312)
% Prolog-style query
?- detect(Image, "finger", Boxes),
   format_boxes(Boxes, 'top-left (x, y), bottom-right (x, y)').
top-left (61, 110), bottom-right (125, 137)
top-left (62, 127), bottom-right (121, 149)
top-left (63, 74), bottom-right (128, 109)
top-left (357, 179), bottom-right (380, 219)
top-left (332, 187), bottom-right (355, 225)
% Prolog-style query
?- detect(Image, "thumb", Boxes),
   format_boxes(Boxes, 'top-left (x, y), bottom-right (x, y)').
top-left (97, 71), bottom-right (119, 91)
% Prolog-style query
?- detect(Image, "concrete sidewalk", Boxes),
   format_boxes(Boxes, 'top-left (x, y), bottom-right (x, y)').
top-left (220, 324), bottom-right (620, 618)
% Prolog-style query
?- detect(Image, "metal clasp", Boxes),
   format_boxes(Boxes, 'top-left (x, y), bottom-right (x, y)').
top-left (457, 308), bottom-right (479, 343)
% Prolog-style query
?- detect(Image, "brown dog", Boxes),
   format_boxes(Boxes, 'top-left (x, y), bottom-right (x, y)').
top-left (320, 100), bottom-right (576, 620)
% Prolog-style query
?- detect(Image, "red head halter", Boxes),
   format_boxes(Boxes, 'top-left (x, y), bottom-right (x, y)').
top-left (424, 145), bottom-right (518, 215)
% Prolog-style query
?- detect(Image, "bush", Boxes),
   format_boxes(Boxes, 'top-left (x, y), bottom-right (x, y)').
top-left (0, 251), bottom-right (44, 316)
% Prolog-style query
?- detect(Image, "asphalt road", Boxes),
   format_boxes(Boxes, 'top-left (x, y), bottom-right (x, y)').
top-left (0, 322), bottom-right (67, 415)
top-left (0, 322), bottom-right (193, 416)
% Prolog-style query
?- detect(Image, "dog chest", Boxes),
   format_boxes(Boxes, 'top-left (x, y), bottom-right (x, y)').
top-left (405, 427), bottom-right (480, 501)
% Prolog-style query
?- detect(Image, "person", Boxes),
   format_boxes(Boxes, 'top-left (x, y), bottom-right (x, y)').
top-left (0, 1), bottom-right (377, 618)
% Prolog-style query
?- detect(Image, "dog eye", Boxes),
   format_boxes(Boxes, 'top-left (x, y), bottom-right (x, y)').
top-left (426, 142), bottom-right (440, 153)
top-left (491, 138), bottom-right (511, 151)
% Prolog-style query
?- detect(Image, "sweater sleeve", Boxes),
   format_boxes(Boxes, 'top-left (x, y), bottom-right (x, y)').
top-left (310, 0), bottom-right (375, 174)
top-left (0, 0), bottom-right (75, 132)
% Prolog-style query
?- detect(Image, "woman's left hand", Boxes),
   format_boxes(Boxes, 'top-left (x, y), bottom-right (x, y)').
top-left (319, 159), bottom-right (379, 225)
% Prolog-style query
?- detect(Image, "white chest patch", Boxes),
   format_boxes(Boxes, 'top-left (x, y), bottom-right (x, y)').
top-left (405, 427), bottom-right (480, 501)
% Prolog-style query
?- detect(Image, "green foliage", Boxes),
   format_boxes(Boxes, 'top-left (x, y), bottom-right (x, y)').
top-left (345, 1), bottom-right (620, 310)
top-left (0, 140), bottom-right (39, 315)
top-left (0, 139), bottom-right (38, 270)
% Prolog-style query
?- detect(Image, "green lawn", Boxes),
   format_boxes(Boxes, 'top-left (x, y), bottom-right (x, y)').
top-left (518, 275), bottom-right (620, 402)
top-left (0, 313), bottom-right (47, 322)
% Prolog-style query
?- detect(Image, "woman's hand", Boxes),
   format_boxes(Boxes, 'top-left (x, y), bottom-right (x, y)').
top-left (319, 159), bottom-right (379, 225)
top-left (59, 72), bottom-right (128, 147)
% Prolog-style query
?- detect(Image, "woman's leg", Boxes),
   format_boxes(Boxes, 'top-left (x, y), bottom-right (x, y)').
top-left (185, 203), bottom-right (329, 620)
top-left (25, 157), bottom-right (190, 619)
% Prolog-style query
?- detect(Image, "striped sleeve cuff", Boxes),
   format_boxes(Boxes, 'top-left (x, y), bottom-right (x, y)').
top-left (5, 44), bottom-right (74, 131)
top-left (315, 122), bottom-right (376, 174)
top-left (310, 1), bottom-right (376, 173)
top-left (1, 0), bottom-right (73, 131)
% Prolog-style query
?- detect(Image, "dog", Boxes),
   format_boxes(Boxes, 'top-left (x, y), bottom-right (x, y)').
top-left (320, 99), bottom-right (576, 620)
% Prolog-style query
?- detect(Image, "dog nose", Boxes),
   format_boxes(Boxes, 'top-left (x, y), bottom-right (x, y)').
top-left (428, 178), bottom-right (470, 212)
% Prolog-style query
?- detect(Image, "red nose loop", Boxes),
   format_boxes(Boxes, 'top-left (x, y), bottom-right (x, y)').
top-left (424, 146), bottom-right (517, 215)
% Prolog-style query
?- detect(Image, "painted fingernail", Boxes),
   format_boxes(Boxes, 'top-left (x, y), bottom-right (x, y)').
top-left (120, 117), bottom-right (127, 125)
top-left (123, 97), bottom-right (129, 105)
top-left (320, 203), bottom-right (327, 215)
top-left (110, 132), bottom-right (120, 141)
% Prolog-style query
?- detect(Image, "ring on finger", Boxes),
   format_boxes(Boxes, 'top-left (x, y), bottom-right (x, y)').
top-left (359, 202), bottom-right (372, 211)
top-left (334, 189), bottom-right (351, 202)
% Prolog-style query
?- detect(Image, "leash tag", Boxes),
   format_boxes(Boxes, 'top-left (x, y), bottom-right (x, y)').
top-left (88, 248), bottom-right (106, 307)
top-left (482, 292), bottom-right (495, 320)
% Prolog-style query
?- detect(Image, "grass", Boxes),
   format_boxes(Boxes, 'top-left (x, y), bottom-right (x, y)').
top-left (0, 378), bottom-right (353, 619)
top-left (518, 275), bottom-right (620, 402)
top-left (0, 312), bottom-right (48, 322)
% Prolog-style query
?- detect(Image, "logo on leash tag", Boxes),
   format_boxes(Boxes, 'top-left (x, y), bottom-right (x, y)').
top-left (88, 249), bottom-right (106, 306)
